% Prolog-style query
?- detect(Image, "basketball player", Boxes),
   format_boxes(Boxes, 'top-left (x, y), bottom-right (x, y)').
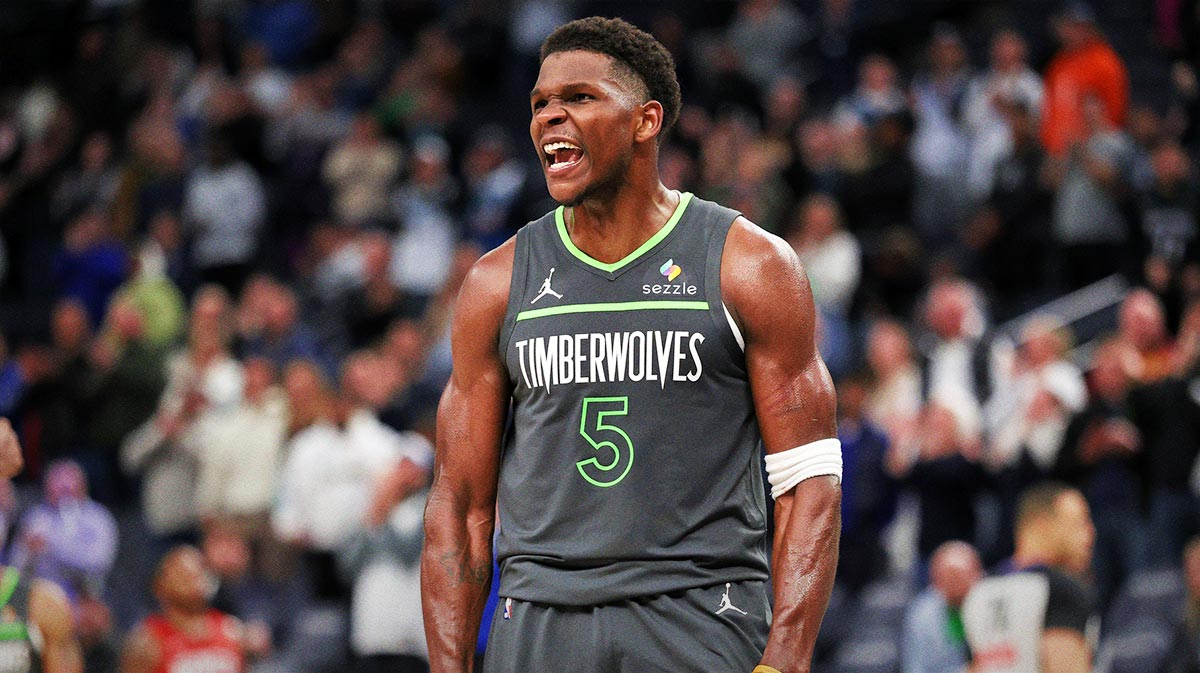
top-left (962, 482), bottom-right (1097, 673)
top-left (0, 419), bottom-right (85, 673)
top-left (421, 17), bottom-right (840, 673)
top-left (120, 547), bottom-right (248, 673)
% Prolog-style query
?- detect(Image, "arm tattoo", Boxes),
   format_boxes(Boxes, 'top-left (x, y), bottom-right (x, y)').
top-left (438, 546), bottom-right (491, 586)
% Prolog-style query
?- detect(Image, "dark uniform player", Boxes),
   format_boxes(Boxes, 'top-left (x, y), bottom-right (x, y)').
top-left (422, 17), bottom-right (841, 673)
top-left (963, 482), bottom-right (1098, 673)
top-left (0, 419), bottom-right (84, 673)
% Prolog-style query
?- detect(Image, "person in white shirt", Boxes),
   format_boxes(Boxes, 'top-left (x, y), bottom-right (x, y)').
top-left (123, 286), bottom-right (244, 540)
top-left (338, 427), bottom-right (433, 673)
top-left (194, 357), bottom-right (290, 581)
top-left (272, 354), bottom-right (425, 601)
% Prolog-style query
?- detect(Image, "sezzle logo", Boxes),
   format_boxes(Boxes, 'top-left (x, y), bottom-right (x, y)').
top-left (644, 258), bottom-right (698, 296)
top-left (660, 258), bottom-right (681, 281)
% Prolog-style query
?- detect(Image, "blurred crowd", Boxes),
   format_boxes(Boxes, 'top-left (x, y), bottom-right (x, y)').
top-left (0, 0), bottom-right (1199, 671)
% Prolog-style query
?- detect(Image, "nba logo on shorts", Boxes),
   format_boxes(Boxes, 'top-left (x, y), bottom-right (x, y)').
top-left (503, 597), bottom-right (513, 620)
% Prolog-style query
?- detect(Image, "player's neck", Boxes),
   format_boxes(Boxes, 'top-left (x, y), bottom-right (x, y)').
top-left (566, 180), bottom-right (678, 265)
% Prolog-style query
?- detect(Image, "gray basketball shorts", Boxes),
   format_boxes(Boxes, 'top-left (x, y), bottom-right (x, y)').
top-left (483, 580), bottom-right (770, 673)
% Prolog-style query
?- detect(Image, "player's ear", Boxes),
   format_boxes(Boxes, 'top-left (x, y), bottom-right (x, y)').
top-left (634, 100), bottom-right (664, 144)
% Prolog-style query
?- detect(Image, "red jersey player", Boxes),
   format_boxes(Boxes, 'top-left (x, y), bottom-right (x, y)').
top-left (120, 546), bottom-right (248, 673)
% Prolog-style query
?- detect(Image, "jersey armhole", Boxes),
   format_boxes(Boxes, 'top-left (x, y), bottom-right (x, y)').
top-left (704, 211), bottom-right (749, 368)
top-left (497, 225), bottom-right (531, 362)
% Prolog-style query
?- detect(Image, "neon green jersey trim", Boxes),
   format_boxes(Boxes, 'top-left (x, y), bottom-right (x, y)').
top-left (516, 300), bottom-right (708, 322)
top-left (0, 622), bottom-right (27, 641)
top-left (555, 191), bottom-right (694, 273)
top-left (0, 568), bottom-right (19, 611)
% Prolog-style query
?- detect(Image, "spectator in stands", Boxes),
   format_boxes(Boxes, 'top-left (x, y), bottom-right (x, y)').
top-left (272, 355), bottom-right (404, 599)
top-left (279, 358), bottom-right (335, 439)
top-left (865, 319), bottom-right (922, 454)
top-left (1129, 300), bottom-right (1200, 566)
top-left (54, 209), bottom-right (128, 327)
top-left (1118, 287), bottom-right (1177, 382)
top-left (1055, 337), bottom-right (1146, 603)
top-left (917, 277), bottom-right (1012, 431)
top-left (84, 296), bottom-right (168, 505)
top-left (964, 29), bottom-right (1044, 203)
top-left (987, 316), bottom-right (1086, 558)
top-left (1138, 141), bottom-right (1199, 322)
top-left (835, 372), bottom-right (896, 592)
top-left (144, 209), bottom-right (196, 298)
top-left (10, 460), bottom-right (118, 603)
top-left (389, 134), bottom-right (457, 303)
top-left (910, 24), bottom-right (973, 246)
top-left (242, 280), bottom-right (334, 377)
top-left (963, 482), bottom-right (1097, 673)
top-left (238, 42), bottom-right (294, 119)
top-left (969, 96), bottom-right (1056, 316)
top-left (122, 286), bottom-right (244, 542)
top-left (1166, 536), bottom-right (1200, 673)
top-left (342, 233), bottom-right (410, 350)
top-left (784, 117), bottom-right (844, 200)
top-left (51, 131), bottom-right (120, 227)
top-left (460, 127), bottom-right (532, 251)
top-left (898, 401), bottom-right (987, 565)
top-left (322, 113), bottom-right (403, 228)
top-left (194, 357), bottom-right (290, 582)
top-left (1048, 94), bottom-right (1136, 290)
top-left (182, 133), bottom-right (266, 297)
top-left (901, 541), bottom-right (983, 673)
top-left (789, 193), bottom-right (861, 317)
top-left (21, 299), bottom-right (94, 478)
top-left (840, 110), bottom-right (921, 316)
top-left (833, 54), bottom-right (907, 131)
top-left (337, 426), bottom-right (433, 673)
top-left (117, 116), bottom-right (189, 239)
top-left (120, 546), bottom-right (253, 673)
top-left (1041, 2), bottom-right (1130, 157)
top-left (111, 242), bottom-right (187, 349)
top-left (724, 0), bottom-right (811, 91)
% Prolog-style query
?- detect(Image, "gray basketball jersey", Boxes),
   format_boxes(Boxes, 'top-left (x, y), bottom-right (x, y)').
top-left (497, 192), bottom-right (770, 606)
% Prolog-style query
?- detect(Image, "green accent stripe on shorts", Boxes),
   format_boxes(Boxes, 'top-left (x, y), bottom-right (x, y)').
top-left (556, 192), bottom-right (693, 273)
top-left (516, 300), bottom-right (709, 322)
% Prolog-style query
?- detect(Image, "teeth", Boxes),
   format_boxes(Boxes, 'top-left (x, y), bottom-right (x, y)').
top-left (542, 141), bottom-right (581, 154)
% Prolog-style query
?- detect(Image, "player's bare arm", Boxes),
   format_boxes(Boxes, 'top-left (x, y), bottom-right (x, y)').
top-left (0, 418), bottom-right (24, 479)
top-left (421, 238), bottom-right (515, 673)
top-left (30, 579), bottom-right (83, 673)
top-left (723, 217), bottom-right (840, 673)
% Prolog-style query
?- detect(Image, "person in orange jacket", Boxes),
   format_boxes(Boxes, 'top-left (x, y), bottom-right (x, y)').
top-left (1041, 2), bottom-right (1130, 157)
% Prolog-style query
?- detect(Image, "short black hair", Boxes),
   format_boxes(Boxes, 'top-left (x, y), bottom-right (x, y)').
top-left (540, 17), bottom-right (681, 139)
top-left (1015, 481), bottom-right (1077, 532)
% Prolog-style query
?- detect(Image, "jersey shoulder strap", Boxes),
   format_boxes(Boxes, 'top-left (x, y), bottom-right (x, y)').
top-left (499, 212), bottom-right (552, 355)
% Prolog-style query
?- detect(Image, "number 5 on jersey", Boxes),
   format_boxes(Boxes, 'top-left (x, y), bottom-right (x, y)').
top-left (577, 397), bottom-right (634, 487)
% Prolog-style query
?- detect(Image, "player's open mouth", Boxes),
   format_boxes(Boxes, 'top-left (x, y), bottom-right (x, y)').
top-left (543, 141), bottom-right (584, 172)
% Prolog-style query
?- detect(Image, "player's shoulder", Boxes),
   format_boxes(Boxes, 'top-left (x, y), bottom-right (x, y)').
top-left (723, 215), bottom-right (801, 278)
top-left (459, 236), bottom-right (518, 311)
top-left (721, 215), bottom-right (810, 318)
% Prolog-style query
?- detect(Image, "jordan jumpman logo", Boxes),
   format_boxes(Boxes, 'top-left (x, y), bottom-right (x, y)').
top-left (716, 583), bottom-right (748, 615)
top-left (531, 268), bottom-right (564, 304)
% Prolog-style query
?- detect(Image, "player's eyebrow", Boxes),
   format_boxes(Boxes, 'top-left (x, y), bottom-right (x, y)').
top-left (530, 82), bottom-right (594, 99)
